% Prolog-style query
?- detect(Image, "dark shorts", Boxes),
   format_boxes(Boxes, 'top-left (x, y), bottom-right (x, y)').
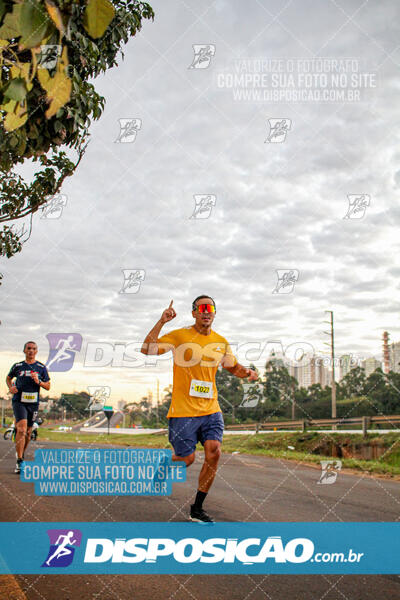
top-left (168, 411), bottom-right (224, 457)
top-left (12, 401), bottom-right (39, 427)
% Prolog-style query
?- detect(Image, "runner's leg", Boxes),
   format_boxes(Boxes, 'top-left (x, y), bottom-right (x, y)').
top-left (15, 419), bottom-right (27, 460)
top-left (23, 407), bottom-right (37, 456)
top-left (172, 452), bottom-right (195, 466)
top-left (169, 417), bottom-right (198, 467)
top-left (197, 412), bottom-right (224, 492)
top-left (46, 546), bottom-right (65, 565)
top-left (189, 439), bottom-right (221, 523)
top-left (189, 412), bottom-right (224, 521)
top-left (198, 439), bottom-right (221, 492)
top-left (24, 426), bottom-right (33, 454)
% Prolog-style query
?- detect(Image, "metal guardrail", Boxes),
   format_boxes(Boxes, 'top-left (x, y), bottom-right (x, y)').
top-left (226, 415), bottom-right (400, 436)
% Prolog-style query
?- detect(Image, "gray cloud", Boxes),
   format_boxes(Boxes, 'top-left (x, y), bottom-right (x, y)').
top-left (1, 0), bottom-right (399, 400)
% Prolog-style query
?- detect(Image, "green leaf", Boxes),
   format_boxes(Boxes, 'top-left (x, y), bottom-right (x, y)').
top-left (37, 46), bottom-right (71, 118)
top-left (4, 78), bottom-right (27, 101)
top-left (0, 3), bottom-right (22, 39)
top-left (16, 135), bottom-right (27, 156)
top-left (28, 124), bottom-right (39, 139)
top-left (83, 0), bottom-right (115, 39)
top-left (9, 133), bottom-right (20, 147)
top-left (19, 0), bottom-right (49, 48)
top-left (0, 0), bottom-right (6, 21)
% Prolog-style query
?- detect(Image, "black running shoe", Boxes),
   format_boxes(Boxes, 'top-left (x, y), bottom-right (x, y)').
top-left (15, 458), bottom-right (24, 474)
top-left (190, 504), bottom-right (214, 524)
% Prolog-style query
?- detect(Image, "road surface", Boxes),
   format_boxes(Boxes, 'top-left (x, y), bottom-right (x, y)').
top-left (0, 438), bottom-right (399, 600)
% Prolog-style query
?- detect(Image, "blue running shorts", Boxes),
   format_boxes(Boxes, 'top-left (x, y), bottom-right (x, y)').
top-left (12, 400), bottom-right (39, 427)
top-left (168, 411), bottom-right (224, 457)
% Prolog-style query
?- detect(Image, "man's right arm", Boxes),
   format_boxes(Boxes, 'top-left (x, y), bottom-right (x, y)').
top-left (141, 319), bottom-right (165, 355)
top-left (6, 373), bottom-right (18, 394)
top-left (141, 300), bottom-right (177, 355)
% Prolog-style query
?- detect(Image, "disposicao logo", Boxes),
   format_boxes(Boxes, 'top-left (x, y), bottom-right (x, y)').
top-left (39, 530), bottom-right (366, 570)
top-left (42, 529), bottom-right (82, 567)
top-left (83, 536), bottom-right (314, 565)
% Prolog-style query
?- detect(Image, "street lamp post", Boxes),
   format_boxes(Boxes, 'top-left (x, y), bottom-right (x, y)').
top-left (324, 310), bottom-right (336, 430)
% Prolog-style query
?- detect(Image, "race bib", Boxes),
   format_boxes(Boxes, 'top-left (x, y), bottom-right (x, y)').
top-left (21, 391), bottom-right (38, 403)
top-left (189, 379), bottom-right (213, 398)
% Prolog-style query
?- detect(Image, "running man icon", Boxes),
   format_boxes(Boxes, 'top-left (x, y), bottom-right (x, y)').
top-left (45, 333), bottom-right (82, 372)
top-left (42, 529), bottom-right (82, 568)
top-left (46, 532), bottom-right (77, 566)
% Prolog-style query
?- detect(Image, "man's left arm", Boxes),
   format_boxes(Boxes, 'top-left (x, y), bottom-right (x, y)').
top-left (223, 363), bottom-right (258, 380)
top-left (221, 341), bottom-right (258, 380)
top-left (39, 380), bottom-right (51, 391)
top-left (40, 366), bottom-right (51, 391)
top-left (31, 366), bottom-right (51, 391)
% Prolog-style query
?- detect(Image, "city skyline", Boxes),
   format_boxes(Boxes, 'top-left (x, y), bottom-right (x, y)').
top-left (1, 328), bottom-right (395, 407)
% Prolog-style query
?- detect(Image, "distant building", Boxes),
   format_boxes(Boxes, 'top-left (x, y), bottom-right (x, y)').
top-left (389, 341), bottom-right (400, 373)
top-left (340, 355), bottom-right (352, 380)
top-left (288, 355), bottom-right (332, 389)
top-left (361, 357), bottom-right (382, 377)
top-left (288, 357), bottom-right (312, 388)
top-left (339, 354), bottom-right (359, 380)
top-left (316, 358), bottom-right (332, 388)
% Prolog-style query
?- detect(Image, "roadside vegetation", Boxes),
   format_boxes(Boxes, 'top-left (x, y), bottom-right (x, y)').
top-left (29, 429), bottom-right (400, 478)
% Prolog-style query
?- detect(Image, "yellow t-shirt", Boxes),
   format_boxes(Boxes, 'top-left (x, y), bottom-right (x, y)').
top-left (157, 325), bottom-right (238, 418)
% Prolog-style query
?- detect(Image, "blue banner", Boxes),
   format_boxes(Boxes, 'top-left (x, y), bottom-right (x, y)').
top-left (0, 523), bottom-right (398, 574)
top-left (20, 449), bottom-right (186, 496)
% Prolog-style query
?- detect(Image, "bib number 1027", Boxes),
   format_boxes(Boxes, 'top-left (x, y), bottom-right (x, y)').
top-left (189, 379), bottom-right (213, 398)
top-left (195, 385), bottom-right (209, 393)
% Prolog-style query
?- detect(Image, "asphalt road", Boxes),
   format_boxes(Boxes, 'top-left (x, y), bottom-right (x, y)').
top-left (0, 437), bottom-right (399, 600)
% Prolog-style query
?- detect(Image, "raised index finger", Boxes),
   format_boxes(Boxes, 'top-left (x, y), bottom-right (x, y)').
top-left (169, 300), bottom-right (174, 308)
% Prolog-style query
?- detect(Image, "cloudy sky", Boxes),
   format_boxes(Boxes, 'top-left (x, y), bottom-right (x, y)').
top-left (1, 0), bottom-right (399, 406)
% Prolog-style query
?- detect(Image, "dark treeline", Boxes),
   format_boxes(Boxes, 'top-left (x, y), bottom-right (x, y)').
top-left (35, 361), bottom-right (400, 427)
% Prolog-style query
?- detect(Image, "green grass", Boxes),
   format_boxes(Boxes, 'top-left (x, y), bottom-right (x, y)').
top-left (221, 432), bottom-right (400, 477)
top-left (35, 429), bottom-right (172, 448)
top-left (25, 428), bottom-right (400, 478)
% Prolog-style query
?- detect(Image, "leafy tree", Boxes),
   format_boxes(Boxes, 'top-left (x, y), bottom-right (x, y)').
top-left (293, 385), bottom-right (309, 404)
top-left (58, 390), bottom-right (90, 418)
top-left (125, 396), bottom-right (151, 424)
top-left (0, 0), bottom-right (154, 263)
top-left (383, 371), bottom-right (400, 414)
top-left (125, 386), bottom-right (172, 427)
top-left (366, 369), bottom-right (400, 414)
top-left (43, 398), bottom-right (62, 419)
top-left (215, 365), bottom-right (243, 422)
top-left (337, 366), bottom-right (366, 398)
top-left (141, 388), bottom-right (171, 427)
top-left (263, 358), bottom-right (297, 420)
top-left (308, 383), bottom-right (332, 404)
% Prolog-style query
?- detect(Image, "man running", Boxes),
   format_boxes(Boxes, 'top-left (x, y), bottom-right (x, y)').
top-left (6, 341), bottom-right (51, 473)
top-left (141, 295), bottom-right (258, 523)
top-left (46, 334), bottom-right (77, 370)
top-left (45, 531), bottom-right (77, 566)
